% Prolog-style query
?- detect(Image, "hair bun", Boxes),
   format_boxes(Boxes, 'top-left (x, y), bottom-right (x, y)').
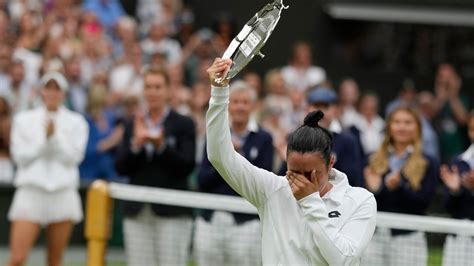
top-left (303, 110), bottom-right (324, 128)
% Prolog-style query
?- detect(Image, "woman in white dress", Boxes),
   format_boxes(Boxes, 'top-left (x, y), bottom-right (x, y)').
top-left (7, 72), bottom-right (88, 266)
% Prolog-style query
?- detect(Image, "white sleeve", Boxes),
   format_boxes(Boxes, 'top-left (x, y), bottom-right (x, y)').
top-left (298, 193), bottom-right (377, 265)
top-left (10, 115), bottom-right (47, 167)
top-left (50, 116), bottom-right (89, 166)
top-left (206, 86), bottom-right (282, 208)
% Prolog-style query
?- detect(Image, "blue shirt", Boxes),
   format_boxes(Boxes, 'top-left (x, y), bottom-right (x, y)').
top-left (79, 110), bottom-right (118, 180)
top-left (83, 0), bottom-right (125, 30)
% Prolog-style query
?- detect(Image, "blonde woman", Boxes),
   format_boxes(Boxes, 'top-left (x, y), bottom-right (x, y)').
top-left (362, 106), bottom-right (439, 266)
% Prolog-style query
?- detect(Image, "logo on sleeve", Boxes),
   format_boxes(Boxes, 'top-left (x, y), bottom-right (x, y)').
top-left (328, 211), bottom-right (341, 218)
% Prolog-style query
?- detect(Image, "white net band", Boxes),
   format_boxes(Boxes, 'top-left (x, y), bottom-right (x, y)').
top-left (109, 182), bottom-right (474, 236)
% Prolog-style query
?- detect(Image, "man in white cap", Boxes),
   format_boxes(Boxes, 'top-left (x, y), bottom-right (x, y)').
top-left (7, 71), bottom-right (88, 266)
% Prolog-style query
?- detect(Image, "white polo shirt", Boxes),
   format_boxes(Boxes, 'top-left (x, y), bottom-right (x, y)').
top-left (207, 86), bottom-right (377, 265)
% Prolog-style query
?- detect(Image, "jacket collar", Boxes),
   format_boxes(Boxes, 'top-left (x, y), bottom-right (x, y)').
top-left (322, 168), bottom-right (349, 205)
top-left (230, 117), bottom-right (259, 134)
top-left (460, 144), bottom-right (474, 167)
top-left (38, 105), bottom-right (67, 116)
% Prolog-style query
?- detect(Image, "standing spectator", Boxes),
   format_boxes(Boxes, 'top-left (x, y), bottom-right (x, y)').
top-left (362, 106), bottom-right (439, 266)
top-left (432, 63), bottom-right (470, 163)
top-left (440, 111), bottom-right (474, 266)
top-left (281, 41), bottom-right (326, 92)
top-left (7, 71), bottom-right (88, 266)
top-left (194, 81), bottom-right (273, 266)
top-left (115, 68), bottom-right (196, 266)
top-left (80, 85), bottom-right (123, 180)
top-left (338, 78), bottom-right (360, 129)
top-left (0, 95), bottom-right (13, 183)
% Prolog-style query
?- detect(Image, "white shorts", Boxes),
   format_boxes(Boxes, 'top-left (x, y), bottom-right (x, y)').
top-left (8, 186), bottom-right (83, 227)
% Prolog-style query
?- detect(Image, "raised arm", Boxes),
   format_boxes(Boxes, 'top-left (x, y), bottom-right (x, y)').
top-left (206, 58), bottom-right (282, 208)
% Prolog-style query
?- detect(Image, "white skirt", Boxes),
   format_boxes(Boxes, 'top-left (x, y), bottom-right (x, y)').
top-left (8, 186), bottom-right (83, 227)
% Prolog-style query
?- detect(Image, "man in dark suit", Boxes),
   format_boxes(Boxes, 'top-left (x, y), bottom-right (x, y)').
top-left (194, 81), bottom-right (274, 266)
top-left (115, 67), bottom-right (196, 266)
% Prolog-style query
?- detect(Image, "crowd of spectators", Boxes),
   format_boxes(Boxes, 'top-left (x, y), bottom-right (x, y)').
top-left (0, 0), bottom-right (472, 264)
top-left (0, 0), bottom-right (472, 212)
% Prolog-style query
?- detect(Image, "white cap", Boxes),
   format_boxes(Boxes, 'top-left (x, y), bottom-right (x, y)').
top-left (40, 71), bottom-right (68, 92)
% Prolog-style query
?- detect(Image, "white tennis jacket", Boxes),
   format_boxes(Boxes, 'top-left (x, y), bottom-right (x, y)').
top-left (207, 86), bottom-right (376, 266)
top-left (10, 106), bottom-right (88, 191)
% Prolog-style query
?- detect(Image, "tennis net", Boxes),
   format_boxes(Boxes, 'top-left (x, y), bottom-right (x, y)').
top-left (85, 181), bottom-right (474, 266)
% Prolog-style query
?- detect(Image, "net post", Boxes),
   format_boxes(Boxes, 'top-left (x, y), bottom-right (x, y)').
top-left (85, 180), bottom-right (113, 266)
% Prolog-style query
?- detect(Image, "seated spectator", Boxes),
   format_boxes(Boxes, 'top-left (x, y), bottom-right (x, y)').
top-left (288, 87), bottom-right (306, 132)
top-left (416, 91), bottom-right (440, 160)
top-left (385, 78), bottom-right (417, 117)
top-left (0, 44), bottom-right (11, 85)
top-left (0, 61), bottom-right (38, 113)
top-left (262, 69), bottom-right (293, 130)
top-left (189, 82), bottom-right (210, 164)
top-left (194, 81), bottom-right (273, 266)
top-left (260, 100), bottom-right (288, 174)
top-left (167, 64), bottom-right (191, 115)
top-left (13, 11), bottom-right (46, 84)
top-left (82, 0), bottom-right (125, 33)
top-left (7, 71), bottom-right (88, 266)
top-left (141, 20), bottom-right (182, 65)
top-left (281, 41), bottom-right (326, 92)
top-left (243, 71), bottom-right (264, 118)
top-left (362, 106), bottom-right (439, 266)
top-left (64, 56), bottom-right (88, 113)
top-left (80, 85), bottom-right (123, 180)
top-left (350, 92), bottom-right (384, 157)
top-left (108, 42), bottom-right (144, 97)
top-left (111, 16), bottom-right (138, 60)
top-left (439, 110), bottom-right (474, 266)
top-left (0, 95), bottom-right (13, 183)
top-left (181, 29), bottom-right (219, 86)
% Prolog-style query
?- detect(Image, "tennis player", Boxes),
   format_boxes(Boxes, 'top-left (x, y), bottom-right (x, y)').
top-left (206, 58), bottom-right (377, 265)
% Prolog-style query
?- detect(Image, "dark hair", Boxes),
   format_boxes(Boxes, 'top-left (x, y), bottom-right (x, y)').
top-left (287, 110), bottom-right (333, 165)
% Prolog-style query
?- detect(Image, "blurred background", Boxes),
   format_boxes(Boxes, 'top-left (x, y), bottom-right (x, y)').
top-left (0, 0), bottom-right (473, 265)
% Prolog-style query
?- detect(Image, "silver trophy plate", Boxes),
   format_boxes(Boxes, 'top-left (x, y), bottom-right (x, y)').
top-left (216, 0), bottom-right (288, 82)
